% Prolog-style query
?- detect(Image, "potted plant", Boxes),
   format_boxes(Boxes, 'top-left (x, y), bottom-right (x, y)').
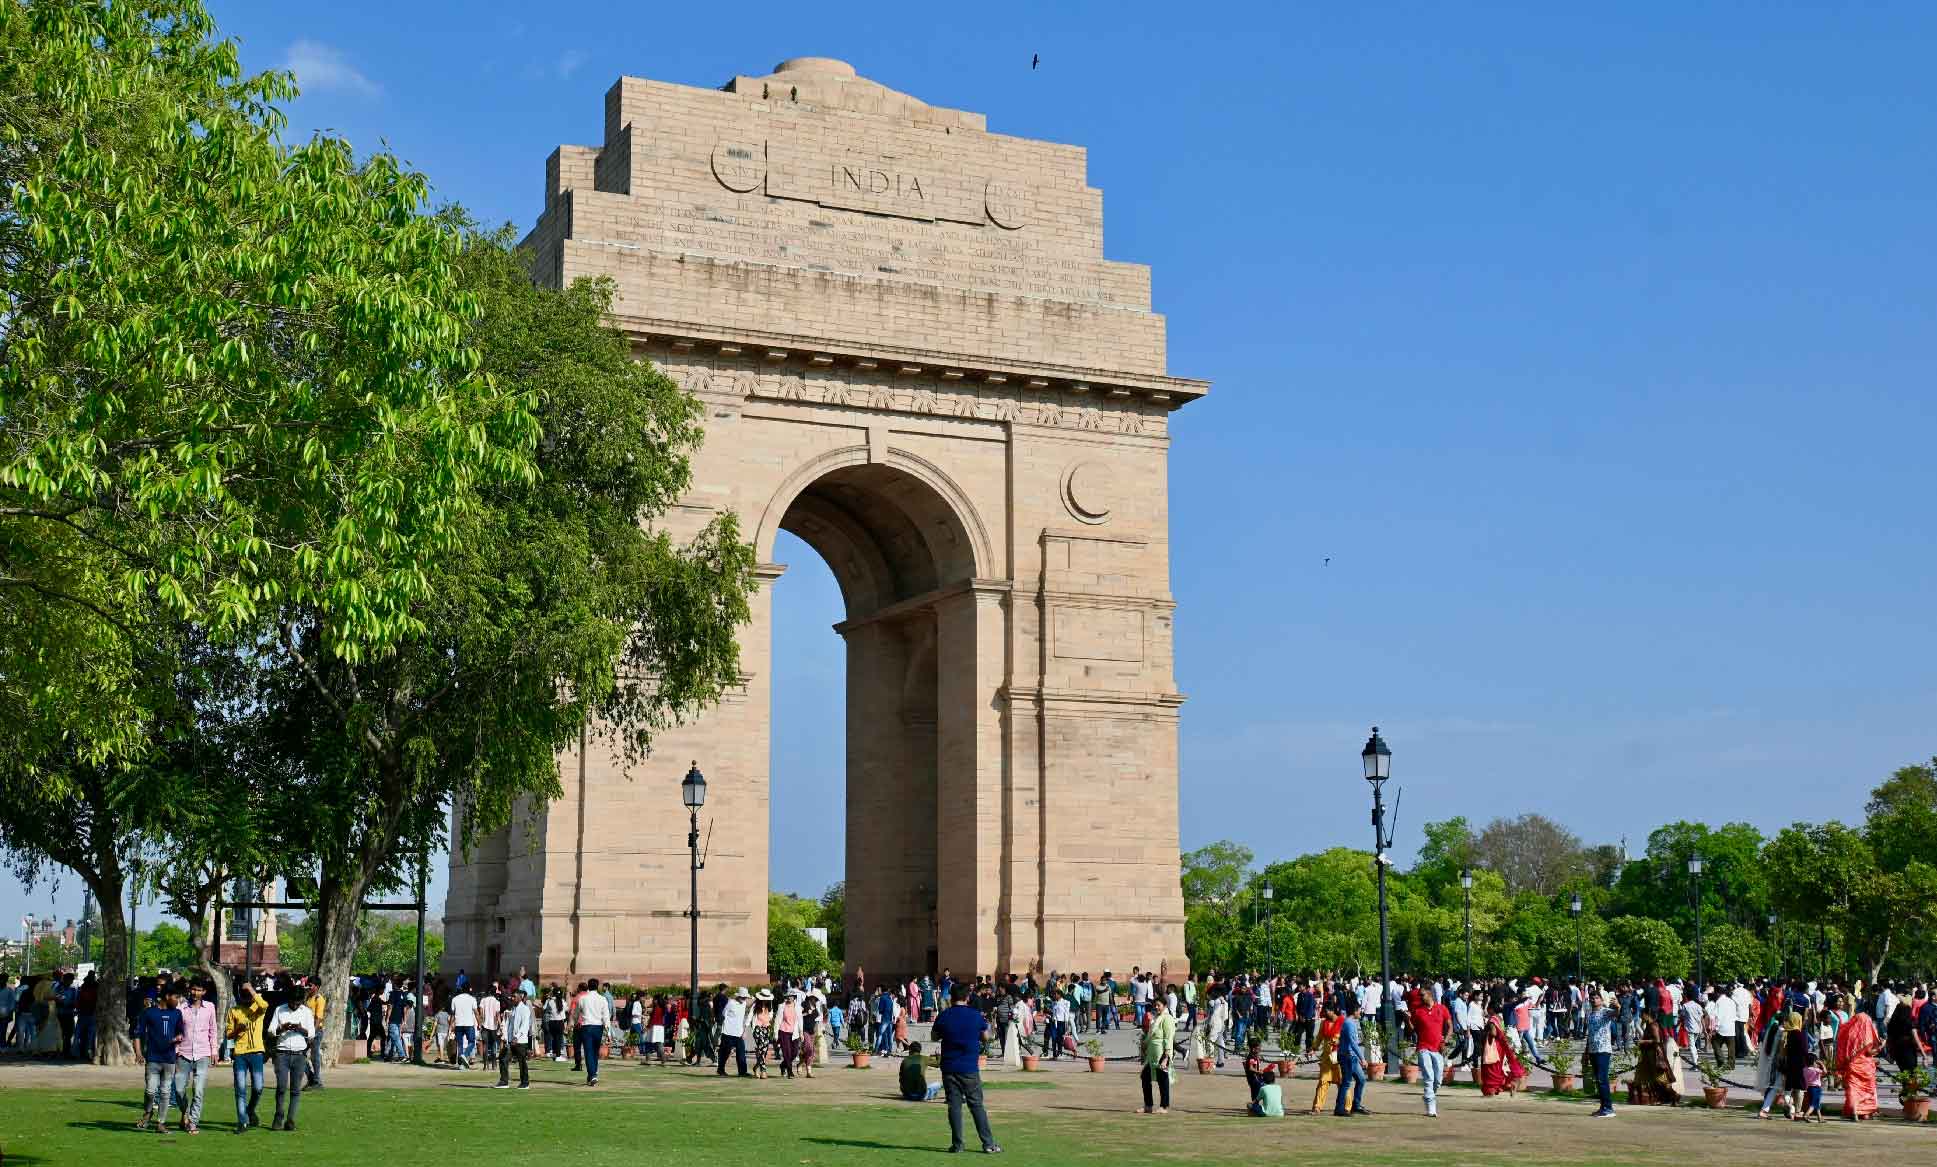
top-left (1084, 1037), bottom-right (1107, 1073)
top-left (1692, 1058), bottom-right (1730, 1108)
top-left (1365, 1021), bottom-right (1388, 1079)
top-left (846, 1027), bottom-right (870, 1069)
top-left (1021, 1040), bottom-right (1040, 1072)
top-left (1277, 1056), bottom-right (1296, 1078)
top-left (1546, 1038), bottom-right (1577, 1093)
top-left (1898, 1066), bottom-right (1931, 1123)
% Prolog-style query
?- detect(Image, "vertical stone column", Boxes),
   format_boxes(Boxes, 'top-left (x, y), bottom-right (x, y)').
top-left (934, 584), bottom-right (1009, 974)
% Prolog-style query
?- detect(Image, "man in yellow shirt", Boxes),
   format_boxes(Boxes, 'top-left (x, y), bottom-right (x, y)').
top-left (227, 983), bottom-right (270, 1133)
top-left (303, 978), bottom-right (329, 1089)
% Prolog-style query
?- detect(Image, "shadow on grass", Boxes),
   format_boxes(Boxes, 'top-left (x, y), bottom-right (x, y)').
top-left (73, 1098), bottom-right (143, 1109)
top-left (803, 1136), bottom-right (949, 1154)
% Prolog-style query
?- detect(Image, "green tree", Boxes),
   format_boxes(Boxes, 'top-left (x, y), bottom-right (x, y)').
top-left (135, 922), bottom-right (199, 974)
top-left (1604, 916), bottom-right (1689, 980)
top-left (767, 923), bottom-right (830, 980)
top-left (1698, 922), bottom-right (1770, 984)
top-left (260, 228), bottom-right (754, 1068)
top-left (1182, 840), bottom-right (1253, 972)
top-left (817, 882), bottom-right (846, 964)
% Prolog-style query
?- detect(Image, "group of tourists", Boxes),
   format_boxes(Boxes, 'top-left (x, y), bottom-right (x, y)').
top-left (11, 951), bottom-right (1934, 1146)
top-left (0, 969), bottom-right (102, 1059)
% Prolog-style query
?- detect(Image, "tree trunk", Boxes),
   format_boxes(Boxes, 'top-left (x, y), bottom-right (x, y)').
top-left (309, 873), bottom-right (368, 1071)
top-left (192, 890), bottom-right (232, 1038)
top-left (91, 871), bottom-right (135, 1066)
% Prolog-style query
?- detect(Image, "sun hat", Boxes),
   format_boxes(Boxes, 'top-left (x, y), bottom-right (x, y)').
top-left (736, 987), bottom-right (751, 999)
top-left (756, 988), bottom-right (774, 1002)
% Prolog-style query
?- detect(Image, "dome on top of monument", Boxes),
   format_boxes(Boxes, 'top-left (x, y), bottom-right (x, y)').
top-left (724, 57), bottom-right (984, 132)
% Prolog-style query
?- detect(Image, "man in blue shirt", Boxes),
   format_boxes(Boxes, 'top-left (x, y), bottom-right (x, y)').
top-left (1583, 990), bottom-right (1618, 1118)
top-left (134, 983), bottom-right (186, 1132)
top-left (930, 984), bottom-right (1001, 1154)
top-left (1333, 1000), bottom-right (1370, 1117)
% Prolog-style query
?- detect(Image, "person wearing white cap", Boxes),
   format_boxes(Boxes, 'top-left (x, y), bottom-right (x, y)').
top-left (717, 988), bottom-right (750, 1078)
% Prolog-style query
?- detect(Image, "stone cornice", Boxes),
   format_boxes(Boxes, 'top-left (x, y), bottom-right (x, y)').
top-left (615, 312), bottom-right (1208, 410)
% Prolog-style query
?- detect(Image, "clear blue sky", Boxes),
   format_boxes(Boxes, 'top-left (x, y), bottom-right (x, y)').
top-left (8, 2), bottom-right (1935, 932)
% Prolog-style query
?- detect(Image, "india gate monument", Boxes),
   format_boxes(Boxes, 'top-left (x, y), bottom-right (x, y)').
top-left (444, 57), bottom-right (1205, 984)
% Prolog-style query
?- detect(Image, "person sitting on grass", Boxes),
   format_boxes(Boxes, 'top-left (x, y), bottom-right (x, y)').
top-left (1249, 1068), bottom-right (1284, 1116)
top-left (900, 1040), bottom-right (943, 1102)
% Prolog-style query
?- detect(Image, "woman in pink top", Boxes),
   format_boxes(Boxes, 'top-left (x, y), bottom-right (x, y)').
top-left (776, 993), bottom-right (802, 1079)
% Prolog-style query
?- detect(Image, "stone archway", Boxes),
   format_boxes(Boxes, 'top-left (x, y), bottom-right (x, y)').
top-left (444, 56), bottom-right (1205, 983)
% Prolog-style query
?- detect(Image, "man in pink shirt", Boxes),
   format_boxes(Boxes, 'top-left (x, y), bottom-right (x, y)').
top-left (175, 979), bottom-right (221, 1134)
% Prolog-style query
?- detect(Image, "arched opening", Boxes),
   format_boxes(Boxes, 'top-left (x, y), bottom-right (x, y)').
top-left (770, 460), bottom-right (980, 980)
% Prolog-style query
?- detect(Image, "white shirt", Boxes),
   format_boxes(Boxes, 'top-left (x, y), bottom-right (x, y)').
top-left (502, 1001), bottom-right (533, 1043)
top-left (1710, 995), bottom-right (1737, 1037)
top-left (270, 1004), bottom-right (316, 1052)
top-left (720, 997), bottom-right (747, 1038)
top-left (478, 995), bottom-right (501, 1030)
top-left (1053, 998), bottom-right (1073, 1024)
top-left (574, 990), bottom-right (611, 1027)
top-left (451, 992), bottom-right (478, 1028)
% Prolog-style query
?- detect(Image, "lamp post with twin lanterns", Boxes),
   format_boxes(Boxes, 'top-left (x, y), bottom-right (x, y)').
top-left (1362, 727), bottom-right (1395, 1055)
top-left (682, 761), bottom-right (707, 1034)
top-left (1688, 854), bottom-right (1705, 992)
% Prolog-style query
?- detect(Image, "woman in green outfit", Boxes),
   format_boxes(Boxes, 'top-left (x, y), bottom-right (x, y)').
top-left (1139, 997), bottom-right (1176, 1114)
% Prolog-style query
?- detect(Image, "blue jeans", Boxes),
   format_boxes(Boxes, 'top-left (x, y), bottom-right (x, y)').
top-left (875, 1019), bottom-right (894, 1055)
top-left (1231, 1016), bottom-right (1249, 1052)
top-left (578, 1024), bottom-right (604, 1082)
top-left (174, 1056), bottom-right (210, 1126)
top-left (143, 1060), bottom-right (177, 1122)
top-left (455, 1025), bottom-right (477, 1065)
top-left (232, 1052), bottom-right (265, 1128)
top-left (385, 1021), bottom-right (405, 1061)
top-left (1134, 1002), bottom-right (1148, 1029)
top-left (1334, 1058), bottom-right (1367, 1114)
top-left (1419, 1049), bottom-right (1445, 1113)
top-left (75, 1014), bottom-right (96, 1061)
top-left (1591, 1050), bottom-right (1613, 1111)
top-left (1518, 1030), bottom-right (1539, 1062)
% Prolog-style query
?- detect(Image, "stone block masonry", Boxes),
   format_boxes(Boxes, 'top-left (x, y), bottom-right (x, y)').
top-left (444, 56), bottom-right (1205, 988)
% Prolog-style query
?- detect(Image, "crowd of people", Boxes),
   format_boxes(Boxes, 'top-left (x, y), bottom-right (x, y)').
top-left (7, 957), bottom-right (1934, 1144)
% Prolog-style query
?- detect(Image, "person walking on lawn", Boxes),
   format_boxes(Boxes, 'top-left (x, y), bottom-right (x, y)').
top-left (133, 983), bottom-right (186, 1132)
top-left (268, 987), bottom-right (317, 1132)
top-left (494, 987), bottom-right (534, 1090)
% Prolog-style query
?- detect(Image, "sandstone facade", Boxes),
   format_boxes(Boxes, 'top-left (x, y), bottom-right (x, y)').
top-left (443, 57), bottom-right (1204, 986)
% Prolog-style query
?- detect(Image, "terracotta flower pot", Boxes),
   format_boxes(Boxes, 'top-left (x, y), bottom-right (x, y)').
top-left (1400, 1063), bottom-right (1421, 1084)
top-left (1703, 1086), bottom-right (1729, 1109)
top-left (850, 1050), bottom-right (871, 1069)
top-left (1367, 1061), bottom-right (1386, 1077)
top-left (1903, 1097), bottom-right (1931, 1123)
top-left (1196, 1057), bottom-right (1214, 1074)
top-left (1442, 1064), bottom-right (1455, 1084)
top-left (978, 1055), bottom-right (987, 1070)
top-left (1550, 1073), bottom-right (1576, 1093)
top-left (1021, 1054), bottom-right (1040, 1071)
top-left (1277, 1059), bottom-right (1296, 1078)
top-left (1089, 1056), bottom-right (1107, 1072)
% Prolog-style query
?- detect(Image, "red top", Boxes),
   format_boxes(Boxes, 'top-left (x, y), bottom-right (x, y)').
top-left (1412, 1002), bottom-right (1453, 1051)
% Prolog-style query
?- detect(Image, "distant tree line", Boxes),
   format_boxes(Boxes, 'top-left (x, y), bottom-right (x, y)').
top-left (1182, 758), bottom-right (1937, 984)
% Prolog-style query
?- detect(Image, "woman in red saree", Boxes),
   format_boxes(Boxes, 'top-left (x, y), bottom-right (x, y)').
top-left (1480, 1011), bottom-right (1525, 1096)
top-left (1835, 1000), bottom-right (1881, 1121)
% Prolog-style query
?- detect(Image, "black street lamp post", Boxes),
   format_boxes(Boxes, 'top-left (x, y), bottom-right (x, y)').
top-left (1768, 912), bottom-right (1781, 980)
top-left (682, 761), bottom-right (708, 1041)
top-left (1262, 885), bottom-right (1274, 976)
top-left (1817, 926), bottom-right (1828, 981)
top-left (1688, 855), bottom-right (1705, 991)
top-left (1570, 892), bottom-right (1584, 987)
top-left (1362, 727), bottom-right (1395, 1065)
top-left (1460, 870), bottom-right (1474, 986)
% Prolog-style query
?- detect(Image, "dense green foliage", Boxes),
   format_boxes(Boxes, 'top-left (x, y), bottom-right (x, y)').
top-left (1184, 758), bottom-right (1937, 982)
top-left (0, 1), bottom-right (755, 1068)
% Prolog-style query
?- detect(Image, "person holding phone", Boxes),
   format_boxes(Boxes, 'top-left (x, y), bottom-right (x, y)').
top-left (268, 986), bottom-right (317, 1132)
